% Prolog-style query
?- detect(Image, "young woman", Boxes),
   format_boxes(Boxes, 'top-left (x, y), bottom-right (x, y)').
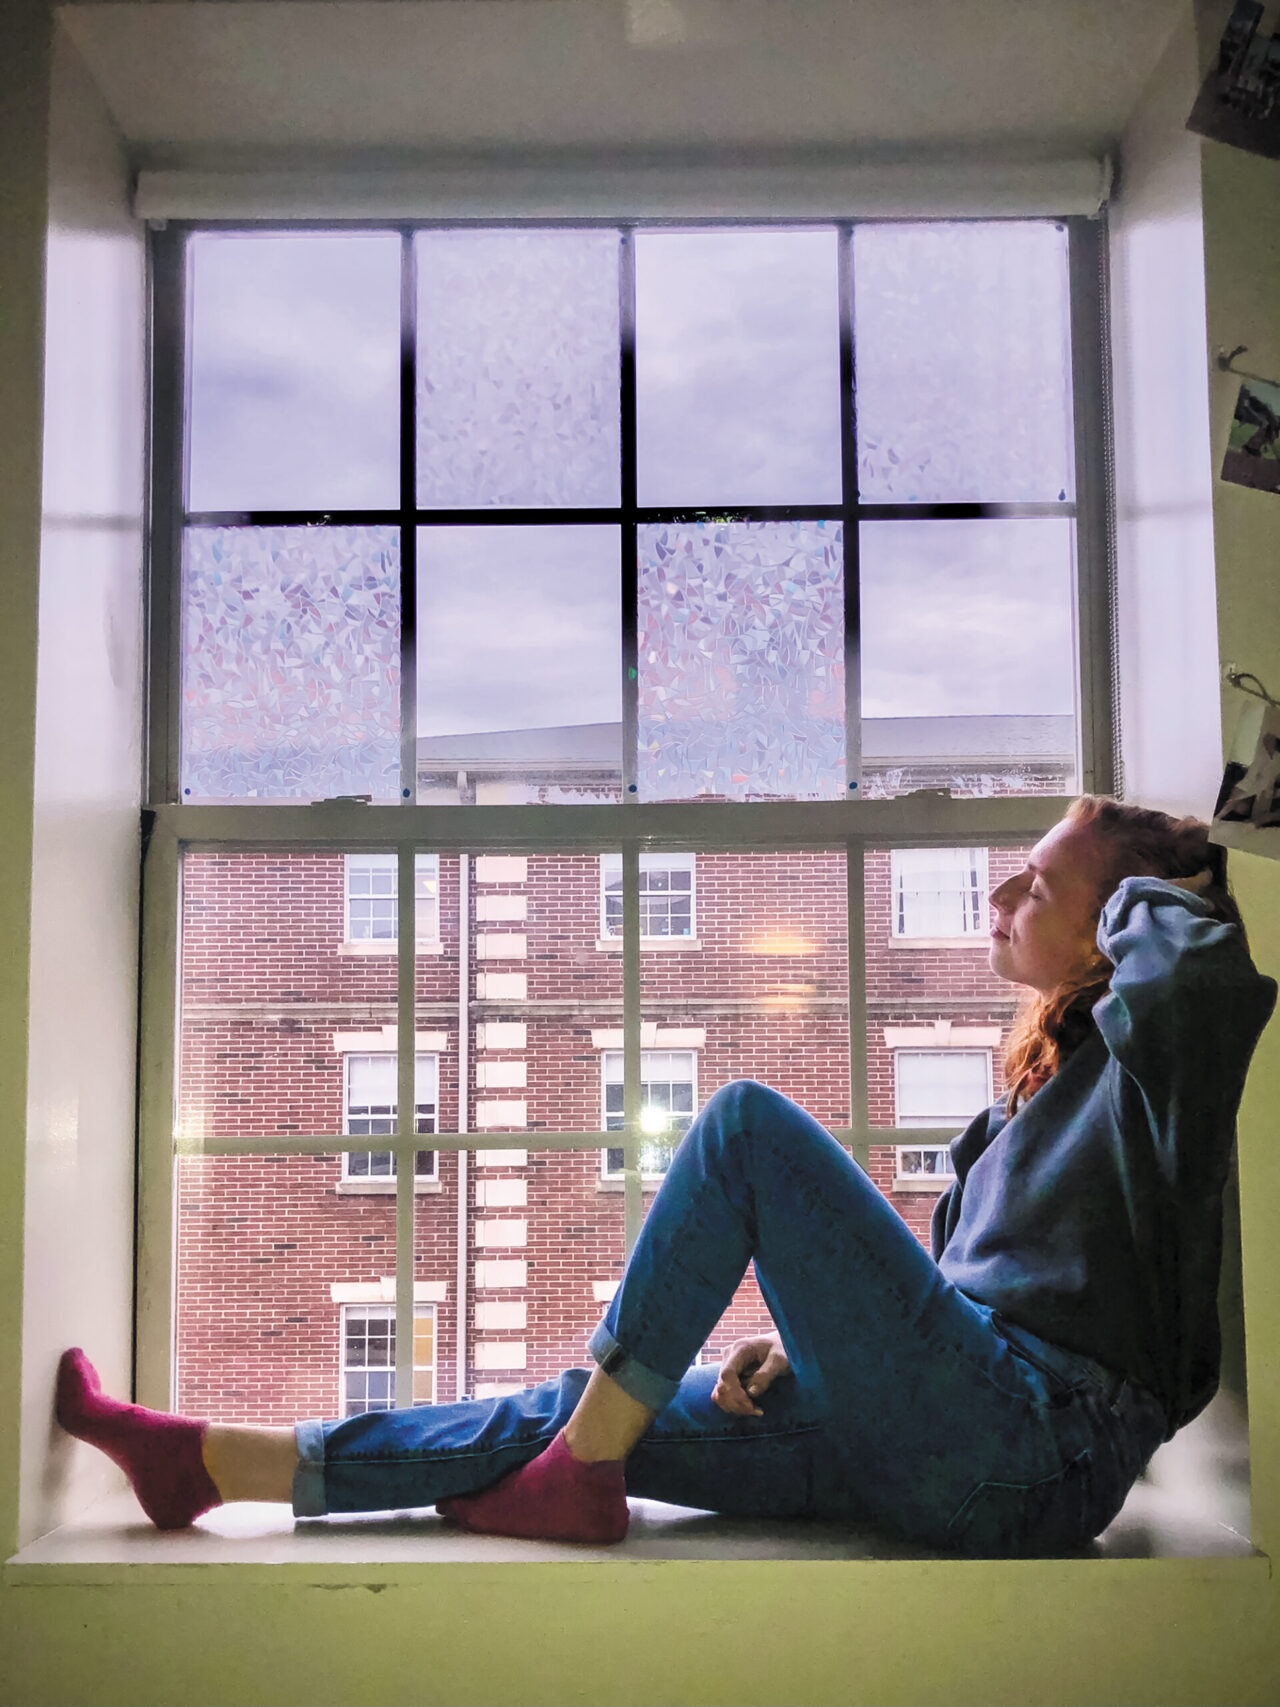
top-left (57, 795), bottom-right (1276, 1556)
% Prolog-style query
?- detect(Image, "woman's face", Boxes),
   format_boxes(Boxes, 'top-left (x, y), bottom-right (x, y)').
top-left (988, 820), bottom-right (1111, 994)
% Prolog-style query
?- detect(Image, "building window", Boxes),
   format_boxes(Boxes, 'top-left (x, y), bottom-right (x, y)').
top-left (600, 853), bottom-right (695, 938)
top-left (603, 1050), bottom-right (696, 1177)
top-left (894, 1048), bottom-right (993, 1179)
top-left (345, 853), bottom-right (440, 944)
top-left (891, 848), bottom-right (989, 939)
top-left (343, 1052), bottom-right (438, 1180)
top-left (341, 1303), bottom-right (436, 1416)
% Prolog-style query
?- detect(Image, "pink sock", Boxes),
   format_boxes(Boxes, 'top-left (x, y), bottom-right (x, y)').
top-left (436, 1428), bottom-right (629, 1544)
top-left (55, 1348), bottom-right (222, 1530)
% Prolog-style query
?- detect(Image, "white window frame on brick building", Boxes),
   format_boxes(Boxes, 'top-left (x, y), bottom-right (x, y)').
top-left (343, 853), bottom-right (440, 951)
top-left (341, 1302), bottom-right (436, 1416)
top-left (599, 853), bottom-right (697, 944)
top-left (893, 1048), bottom-right (993, 1185)
top-left (890, 847), bottom-right (990, 943)
top-left (341, 1052), bottom-right (439, 1186)
top-left (139, 213), bottom-right (1117, 1424)
top-left (602, 1050), bottom-right (697, 1181)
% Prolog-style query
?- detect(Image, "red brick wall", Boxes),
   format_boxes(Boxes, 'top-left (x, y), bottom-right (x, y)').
top-left (175, 842), bottom-right (1032, 1423)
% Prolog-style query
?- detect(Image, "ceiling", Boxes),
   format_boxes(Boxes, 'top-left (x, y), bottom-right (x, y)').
top-left (60, 0), bottom-right (1188, 168)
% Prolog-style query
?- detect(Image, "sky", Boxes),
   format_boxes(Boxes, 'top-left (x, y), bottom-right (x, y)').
top-left (186, 225), bottom-right (1076, 735)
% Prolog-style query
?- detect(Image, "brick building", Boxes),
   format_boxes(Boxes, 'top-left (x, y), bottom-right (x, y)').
top-left (176, 717), bottom-right (1069, 1425)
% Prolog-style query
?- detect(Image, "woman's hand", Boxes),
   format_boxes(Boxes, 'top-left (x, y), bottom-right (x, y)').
top-left (711, 1334), bottom-right (791, 1417)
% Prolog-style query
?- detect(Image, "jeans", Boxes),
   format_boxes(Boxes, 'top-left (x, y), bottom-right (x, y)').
top-left (294, 1080), bottom-right (1170, 1555)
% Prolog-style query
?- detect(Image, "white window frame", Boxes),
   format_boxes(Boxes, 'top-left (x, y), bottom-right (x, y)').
top-left (340, 1301), bottom-right (436, 1417)
top-left (890, 847), bottom-right (990, 942)
top-left (344, 852), bottom-right (440, 947)
top-left (342, 1051), bottom-right (439, 1184)
top-left (140, 214), bottom-right (1113, 1417)
top-left (601, 1049), bottom-right (697, 1180)
top-left (600, 852), bottom-right (696, 941)
top-left (893, 1048), bottom-right (992, 1184)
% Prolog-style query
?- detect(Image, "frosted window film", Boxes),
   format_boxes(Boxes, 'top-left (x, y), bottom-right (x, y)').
top-left (181, 526), bottom-right (400, 800)
top-left (416, 230), bottom-right (621, 507)
top-left (638, 521), bottom-right (844, 800)
top-left (853, 222), bottom-right (1074, 503)
top-left (188, 233), bottom-right (400, 511)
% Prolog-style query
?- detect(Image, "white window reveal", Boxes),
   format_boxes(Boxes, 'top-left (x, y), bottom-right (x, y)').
top-left (343, 1052), bottom-right (438, 1181)
top-left (341, 1303), bottom-right (436, 1416)
top-left (345, 853), bottom-right (440, 943)
top-left (894, 1048), bottom-right (992, 1180)
top-left (891, 847), bottom-right (988, 939)
top-left (600, 853), bottom-right (695, 938)
top-left (602, 1049), bottom-right (696, 1178)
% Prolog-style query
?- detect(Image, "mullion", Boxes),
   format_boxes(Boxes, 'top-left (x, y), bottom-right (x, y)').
top-left (186, 502), bottom-right (1076, 529)
top-left (620, 227), bottom-right (639, 802)
top-left (399, 228), bottom-right (418, 803)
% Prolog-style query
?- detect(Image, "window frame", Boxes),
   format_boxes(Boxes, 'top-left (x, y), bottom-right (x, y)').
top-left (341, 1049), bottom-right (439, 1184)
top-left (600, 851), bottom-right (696, 941)
top-left (893, 1047), bottom-right (993, 1184)
top-left (343, 851), bottom-right (440, 947)
top-left (340, 1301), bottom-right (437, 1417)
top-left (601, 1047), bottom-right (698, 1180)
top-left (137, 213), bottom-right (1115, 1411)
top-left (890, 846), bottom-right (990, 942)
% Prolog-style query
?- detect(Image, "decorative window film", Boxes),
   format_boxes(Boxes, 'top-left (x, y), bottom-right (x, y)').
top-left (342, 1303), bottom-right (436, 1416)
top-left (181, 525), bottom-right (401, 802)
top-left (891, 848), bottom-right (989, 938)
top-left (345, 854), bottom-right (440, 943)
top-left (637, 521), bottom-right (845, 802)
top-left (600, 853), bottom-right (695, 938)
top-left (603, 1050), bottom-right (697, 1178)
top-left (343, 1053), bottom-right (438, 1181)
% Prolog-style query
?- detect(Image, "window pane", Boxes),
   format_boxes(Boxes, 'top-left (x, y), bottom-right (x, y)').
top-left (897, 1050), bottom-right (992, 1121)
top-left (176, 1157), bottom-right (456, 1421)
top-left (416, 229), bottom-right (620, 508)
top-left (181, 525), bottom-right (400, 802)
top-left (638, 521), bottom-right (845, 801)
top-left (859, 519), bottom-right (1077, 800)
top-left (636, 230), bottom-right (842, 505)
top-left (892, 847), bottom-right (989, 938)
top-left (417, 527), bottom-right (622, 804)
top-left (853, 221), bottom-right (1074, 503)
top-left (188, 232), bottom-right (400, 512)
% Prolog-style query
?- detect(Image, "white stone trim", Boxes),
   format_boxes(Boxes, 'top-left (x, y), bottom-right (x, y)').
top-left (477, 1022), bottom-right (527, 1050)
top-left (476, 933), bottom-right (527, 959)
top-left (474, 1382), bottom-right (526, 1399)
top-left (473, 1341), bottom-right (528, 1371)
top-left (328, 1279), bottom-right (448, 1303)
top-left (882, 1022), bottom-right (1002, 1049)
top-left (331, 1027), bottom-right (450, 1052)
top-left (474, 1259), bottom-right (528, 1288)
top-left (476, 895), bottom-right (527, 922)
top-left (474, 1300), bottom-right (527, 1331)
top-left (592, 1280), bottom-right (620, 1303)
top-left (474, 1218), bottom-right (528, 1248)
top-left (590, 1025), bottom-right (706, 1050)
top-left (475, 1098), bottom-right (528, 1129)
top-left (477, 1060), bottom-right (528, 1090)
top-left (475, 972), bottom-right (528, 1000)
top-left (475, 856), bottom-right (527, 884)
top-left (476, 1178), bottom-right (527, 1209)
top-left (474, 1149), bottom-right (528, 1169)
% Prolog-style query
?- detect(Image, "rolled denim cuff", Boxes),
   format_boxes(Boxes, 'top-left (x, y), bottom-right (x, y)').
top-left (588, 1320), bottom-right (682, 1412)
top-left (292, 1419), bottom-right (328, 1517)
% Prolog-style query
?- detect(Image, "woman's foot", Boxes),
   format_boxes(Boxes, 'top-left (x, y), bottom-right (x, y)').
top-left (436, 1428), bottom-right (629, 1544)
top-left (55, 1348), bottom-right (222, 1530)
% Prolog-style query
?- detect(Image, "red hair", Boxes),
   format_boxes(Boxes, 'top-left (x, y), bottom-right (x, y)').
top-left (1002, 796), bottom-right (1245, 1114)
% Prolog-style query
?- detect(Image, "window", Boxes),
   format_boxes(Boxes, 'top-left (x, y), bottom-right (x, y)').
top-left (603, 1050), bottom-right (697, 1178)
top-left (342, 1303), bottom-right (436, 1416)
top-left (891, 847), bottom-right (989, 939)
top-left (894, 1049), bottom-right (993, 1180)
top-left (345, 853), bottom-right (439, 944)
top-left (148, 215), bottom-right (1110, 1417)
top-left (601, 853), bottom-right (695, 938)
top-left (343, 1053), bottom-right (438, 1181)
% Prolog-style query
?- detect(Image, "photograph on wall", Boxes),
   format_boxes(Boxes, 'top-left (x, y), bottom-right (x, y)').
top-left (1187, 0), bottom-right (1280, 159)
top-left (1220, 375), bottom-right (1280, 494)
top-left (1211, 697), bottom-right (1280, 856)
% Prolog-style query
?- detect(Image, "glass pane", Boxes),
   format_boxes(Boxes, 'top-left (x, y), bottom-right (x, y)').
top-left (468, 1148), bottom-right (626, 1393)
top-left (463, 851), bottom-right (622, 1136)
top-left (853, 221), bottom-right (1074, 503)
top-left (865, 842), bottom-right (1031, 1245)
top-left (179, 851), bottom-right (398, 1147)
top-left (638, 521), bottom-right (845, 801)
top-left (416, 527), bottom-right (621, 804)
top-left (416, 229), bottom-right (620, 508)
top-left (181, 525), bottom-right (400, 802)
top-left (176, 1157), bottom-right (456, 1420)
top-left (636, 229), bottom-right (842, 506)
top-left (188, 232), bottom-right (400, 512)
top-left (859, 519), bottom-right (1077, 800)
